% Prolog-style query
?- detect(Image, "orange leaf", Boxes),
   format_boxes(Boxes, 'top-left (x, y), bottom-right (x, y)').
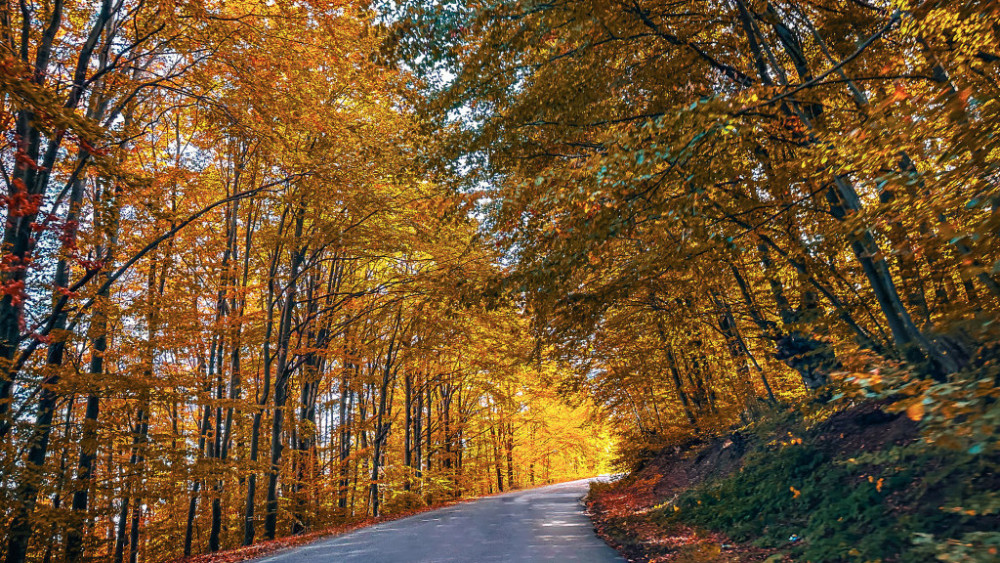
top-left (906, 402), bottom-right (925, 421)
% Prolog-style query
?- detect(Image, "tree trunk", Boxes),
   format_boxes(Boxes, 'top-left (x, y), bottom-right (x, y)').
top-left (243, 207), bottom-right (287, 545)
top-left (264, 203), bottom-right (306, 540)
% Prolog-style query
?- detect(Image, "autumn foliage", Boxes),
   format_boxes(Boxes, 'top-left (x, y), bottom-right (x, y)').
top-left (0, 2), bottom-right (610, 563)
top-left (388, 0), bottom-right (1000, 559)
top-left (3, 0), bottom-right (1000, 561)
top-left (389, 0), bottom-right (1000, 457)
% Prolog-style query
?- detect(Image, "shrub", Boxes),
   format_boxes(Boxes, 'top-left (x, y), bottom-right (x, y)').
top-left (382, 491), bottom-right (426, 515)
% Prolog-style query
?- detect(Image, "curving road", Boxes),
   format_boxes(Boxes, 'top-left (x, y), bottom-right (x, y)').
top-left (253, 478), bottom-right (624, 563)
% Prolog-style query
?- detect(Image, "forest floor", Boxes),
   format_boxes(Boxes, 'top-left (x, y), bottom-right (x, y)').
top-left (584, 401), bottom-right (995, 562)
top-left (586, 432), bottom-right (788, 563)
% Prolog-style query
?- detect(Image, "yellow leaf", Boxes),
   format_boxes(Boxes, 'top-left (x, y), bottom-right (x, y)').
top-left (906, 402), bottom-right (925, 421)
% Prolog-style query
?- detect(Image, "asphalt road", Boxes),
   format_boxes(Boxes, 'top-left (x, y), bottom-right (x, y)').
top-left (253, 477), bottom-right (624, 562)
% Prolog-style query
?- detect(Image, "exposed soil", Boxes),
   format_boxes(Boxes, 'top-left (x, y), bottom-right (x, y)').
top-left (810, 401), bottom-right (917, 457)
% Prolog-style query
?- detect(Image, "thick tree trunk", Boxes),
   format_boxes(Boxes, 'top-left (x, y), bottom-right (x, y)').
top-left (4, 166), bottom-right (90, 563)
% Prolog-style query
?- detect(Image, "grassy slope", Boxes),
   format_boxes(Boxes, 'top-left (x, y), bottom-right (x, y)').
top-left (587, 402), bottom-right (1000, 563)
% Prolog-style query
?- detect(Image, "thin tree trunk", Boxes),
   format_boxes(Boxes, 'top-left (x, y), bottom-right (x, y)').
top-left (264, 204), bottom-right (307, 540)
top-left (369, 308), bottom-right (402, 517)
top-left (403, 369), bottom-right (412, 491)
top-left (66, 187), bottom-right (119, 562)
top-left (243, 206), bottom-right (286, 546)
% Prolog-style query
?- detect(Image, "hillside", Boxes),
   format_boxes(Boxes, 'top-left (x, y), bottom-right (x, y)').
top-left (589, 401), bottom-right (1000, 562)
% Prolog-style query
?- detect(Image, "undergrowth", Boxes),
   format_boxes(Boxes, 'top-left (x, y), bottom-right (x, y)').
top-left (653, 416), bottom-right (1000, 562)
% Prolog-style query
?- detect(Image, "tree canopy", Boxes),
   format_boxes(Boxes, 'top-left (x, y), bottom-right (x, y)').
top-left (2, 0), bottom-right (999, 561)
